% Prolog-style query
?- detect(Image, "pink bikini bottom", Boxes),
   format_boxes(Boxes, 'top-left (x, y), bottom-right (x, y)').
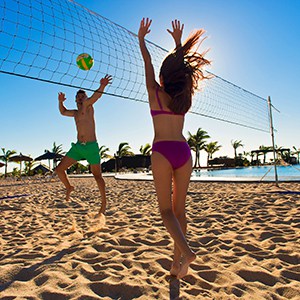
top-left (152, 141), bottom-right (191, 170)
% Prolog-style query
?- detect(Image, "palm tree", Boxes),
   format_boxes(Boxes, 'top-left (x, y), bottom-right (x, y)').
top-left (53, 142), bottom-right (65, 169)
top-left (114, 142), bottom-right (134, 172)
top-left (139, 143), bottom-right (152, 156)
top-left (204, 141), bottom-right (222, 166)
top-left (243, 151), bottom-right (251, 160)
top-left (52, 142), bottom-right (64, 154)
top-left (115, 142), bottom-right (134, 157)
top-left (231, 140), bottom-right (244, 159)
top-left (243, 151), bottom-right (253, 165)
top-left (99, 145), bottom-right (112, 160)
top-left (45, 142), bottom-right (65, 169)
top-left (24, 160), bottom-right (37, 176)
top-left (0, 148), bottom-right (17, 177)
top-left (187, 128), bottom-right (210, 168)
top-left (258, 145), bottom-right (272, 164)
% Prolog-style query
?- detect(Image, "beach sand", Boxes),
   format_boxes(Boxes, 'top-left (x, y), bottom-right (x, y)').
top-left (0, 177), bottom-right (299, 299)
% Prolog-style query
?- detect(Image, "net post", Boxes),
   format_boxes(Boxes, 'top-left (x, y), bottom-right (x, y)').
top-left (268, 96), bottom-right (279, 186)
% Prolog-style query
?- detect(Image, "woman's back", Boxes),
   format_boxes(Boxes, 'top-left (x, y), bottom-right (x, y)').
top-left (150, 87), bottom-right (186, 142)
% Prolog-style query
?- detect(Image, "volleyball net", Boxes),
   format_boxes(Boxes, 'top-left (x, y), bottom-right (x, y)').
top-left (0, 0), bottom-right (273, 133)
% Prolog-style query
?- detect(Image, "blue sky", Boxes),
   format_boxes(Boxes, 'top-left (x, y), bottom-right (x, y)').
top-left (1, 0), bottom-right (300, 172)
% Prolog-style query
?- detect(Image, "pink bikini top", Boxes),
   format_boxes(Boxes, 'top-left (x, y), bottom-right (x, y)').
top-left (150, 87), bottom-right (184, 117)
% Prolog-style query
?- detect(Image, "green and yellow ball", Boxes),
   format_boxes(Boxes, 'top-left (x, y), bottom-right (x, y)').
top-left (76, 53), bottom-right (94, 70)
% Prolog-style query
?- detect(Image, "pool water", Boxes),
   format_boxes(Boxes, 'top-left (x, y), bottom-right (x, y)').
top-left (192, 165), bottom-right (300, 181)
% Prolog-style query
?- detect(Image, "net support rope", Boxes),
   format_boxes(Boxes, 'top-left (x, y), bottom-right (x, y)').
top-left (0, 0), bottom-right (276, 133)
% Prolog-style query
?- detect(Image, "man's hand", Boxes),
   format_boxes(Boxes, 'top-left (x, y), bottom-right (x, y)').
top-left (58, 92), bottom-right (66, 102)
top-left (100, 74), bottom-right (113, 87)
top-left (167, 19), bottom-right (184, 47)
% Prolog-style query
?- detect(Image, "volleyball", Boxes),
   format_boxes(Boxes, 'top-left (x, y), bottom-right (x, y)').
top-left (76, 53), bottom-right (94, 70)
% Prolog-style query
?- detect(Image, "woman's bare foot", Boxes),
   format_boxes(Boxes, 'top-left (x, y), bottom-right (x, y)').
top-left (94, 211), bottom-right (104, 219)
top-left (170, 262), bottom-right (181, 276)
top-left (177, 252), bottom-right (196, 279)
top-left (66, 186), bottom-right (74, 201)
top-left (98, 202), bottom-right (106, 215)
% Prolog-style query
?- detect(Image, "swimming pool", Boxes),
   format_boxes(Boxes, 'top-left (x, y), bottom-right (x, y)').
top-left (192, 165), bottom-right (300, 181)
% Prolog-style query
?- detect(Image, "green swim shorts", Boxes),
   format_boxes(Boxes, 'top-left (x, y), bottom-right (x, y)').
top-left (66, 141), bottom-right (100, 165)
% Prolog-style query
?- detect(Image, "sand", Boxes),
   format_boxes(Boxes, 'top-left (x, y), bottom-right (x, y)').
top-left (0, 177), bottom-right (299, 299)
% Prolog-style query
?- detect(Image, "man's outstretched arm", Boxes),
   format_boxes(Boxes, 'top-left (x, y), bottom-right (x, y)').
top-left (85, 75), bottom-right (112, 106)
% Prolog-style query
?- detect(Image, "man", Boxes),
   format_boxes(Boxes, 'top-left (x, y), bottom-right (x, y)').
top-left (56, 74), bottom-right (112, 215)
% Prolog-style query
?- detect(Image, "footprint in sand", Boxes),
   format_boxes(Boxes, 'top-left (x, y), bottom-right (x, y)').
top-left (86, 213), bottom-right (106, 234)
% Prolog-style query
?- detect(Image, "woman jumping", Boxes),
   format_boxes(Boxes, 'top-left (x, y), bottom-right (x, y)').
top-left (138, 18), bottom-right (211, 279)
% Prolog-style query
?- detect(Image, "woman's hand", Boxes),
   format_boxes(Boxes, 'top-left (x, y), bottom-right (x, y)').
top-left (138, 18), bottom-right (152, 39)
top-left (167, 19), bottom-right (184, 47)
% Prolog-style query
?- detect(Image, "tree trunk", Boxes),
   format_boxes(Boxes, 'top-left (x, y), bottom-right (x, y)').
top-left (197, 150), bottom-right (201, 168)
top-left (193, 153), bottom-right (198, 168)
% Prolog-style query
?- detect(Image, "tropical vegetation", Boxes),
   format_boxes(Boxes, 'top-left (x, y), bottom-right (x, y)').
top-left (1, 135), bottom-right (299, 178)
top-left (0, 148), bottom-right (16, 177)
top-left (24, 160), bottom-right (37, 176)
top-left (187, 128), bottom-right (210, 168)
top-left (115, 142), bottom-right (134, 157)
top-left (46, 142), bottom-right (65, 169)
top-left (292, 146), bottom-right (300, 164)
top-left (139, 143), bottom-right (151, 156)
top-left (99, 145), bottom-right (112, 160)
top-left (204, 141), bottom-right (222, 166)
top-left (231, 140), bottom-right (244, 159)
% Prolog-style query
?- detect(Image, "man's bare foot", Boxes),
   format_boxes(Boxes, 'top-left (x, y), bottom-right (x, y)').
top-left (170, 262), bottom-right (181, 276)
top-left (66, 186), bottom-right (74, 201)
top-left (177, 252), bottom-right (196, 279)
